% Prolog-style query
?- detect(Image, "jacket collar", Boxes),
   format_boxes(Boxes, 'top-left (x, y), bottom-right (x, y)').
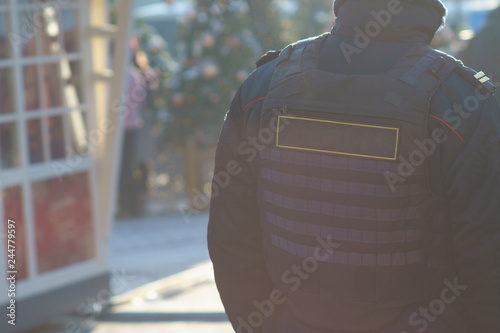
top-left (331, 0), bottom-right (447, 44)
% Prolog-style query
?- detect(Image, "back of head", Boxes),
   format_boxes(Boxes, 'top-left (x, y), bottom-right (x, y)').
top-left (333, 0), bottom-right (447, 28)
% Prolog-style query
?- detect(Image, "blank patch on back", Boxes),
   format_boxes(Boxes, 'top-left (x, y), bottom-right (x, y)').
top-left (276, 115), bottom-right (399, 161)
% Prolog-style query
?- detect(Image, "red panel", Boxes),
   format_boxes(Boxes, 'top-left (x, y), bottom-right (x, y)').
top-left (32, 172), bottom-right (96, 274)
top-left (3, 186), bottom-right (29, 280)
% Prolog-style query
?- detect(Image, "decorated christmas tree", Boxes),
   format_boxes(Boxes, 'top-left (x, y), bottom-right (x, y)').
top-left (283, 0), bottom-right (335, 41)
top-left (166, 0), bottom-right (285, 144)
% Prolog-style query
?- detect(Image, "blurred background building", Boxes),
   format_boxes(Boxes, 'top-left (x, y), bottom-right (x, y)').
top-left (0, 0), bottom-right (498, 332)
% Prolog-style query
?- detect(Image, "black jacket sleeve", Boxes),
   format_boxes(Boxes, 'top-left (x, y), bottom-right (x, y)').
top-left (433, 90), bottom-right (500, 332)
top-left (207, 86), bottom-right (274, 332)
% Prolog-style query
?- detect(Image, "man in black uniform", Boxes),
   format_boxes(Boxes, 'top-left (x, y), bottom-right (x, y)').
top-left (208, 1), bottom-right (500, 332)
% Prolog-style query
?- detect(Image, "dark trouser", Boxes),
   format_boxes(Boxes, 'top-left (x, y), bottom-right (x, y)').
top-left (119, 129), bottom-right (143, 217)
top-left (261, 301), bottom-right (469, 333)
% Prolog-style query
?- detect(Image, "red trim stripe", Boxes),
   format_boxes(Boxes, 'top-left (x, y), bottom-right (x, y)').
top-left (429, 115), bottom-right (466, 144)
top-left (242, 97), bottom-right (266, 114)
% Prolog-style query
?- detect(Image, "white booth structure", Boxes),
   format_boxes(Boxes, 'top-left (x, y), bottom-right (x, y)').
top-left (0, 1), bottom-right (132, 331)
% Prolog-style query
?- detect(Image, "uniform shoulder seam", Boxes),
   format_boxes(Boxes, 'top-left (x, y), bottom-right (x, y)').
top-left (453, 65), bottom-right (497, 96)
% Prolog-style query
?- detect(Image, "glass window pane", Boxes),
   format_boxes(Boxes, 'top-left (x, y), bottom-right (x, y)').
top-left (3, 186), bottom-right (29, 281)
top-left (27, 118), bottom-right (44, 163)
top-left (40, 5), bottom-right (61, 56)
top-left (61, 8), bottom-right (78, 53)
top-left (48, 115), bottom-right (65, 159)
top-left (32, 172), bottom-right (96, 274)
top-left (18, 6), bottom-right (61, 56)
top-left (0, 122), bottom-right (20, 169)
top-left (43, 62), bottom-right (62, 108)
top-left (17, 11), bottom-right (37, 58)
top-left (0, 12), bottom-right (11, 59)
top-left (23, 65), bottom-right (40, 111)
top-left (0, 68), bottom-right (15, 114)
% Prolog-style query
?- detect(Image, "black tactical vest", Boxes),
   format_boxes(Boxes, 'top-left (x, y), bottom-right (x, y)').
top-left (256, 34), bottom-right (462, 331)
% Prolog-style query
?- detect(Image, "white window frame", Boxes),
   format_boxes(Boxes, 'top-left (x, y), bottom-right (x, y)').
top-left (0, 0), bottom-right (134, 303)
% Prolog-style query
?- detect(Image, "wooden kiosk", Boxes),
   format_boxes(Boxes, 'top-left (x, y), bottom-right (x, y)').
top-left (0, 0), bottom-right (133, 331)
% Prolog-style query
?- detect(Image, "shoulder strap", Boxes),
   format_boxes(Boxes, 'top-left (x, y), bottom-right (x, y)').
top-left (398, 45), bottom-right (462, 98)
top-left (271, 34), bottom-right (327, 86)
top-left (256, 50), bottom-right (281, 68)
top-left (398, 44), bottom-right (497, 101)
top-left (266, 33), bottom-right (328, 99)
top-left (455, 66), bottom-right (496, 95)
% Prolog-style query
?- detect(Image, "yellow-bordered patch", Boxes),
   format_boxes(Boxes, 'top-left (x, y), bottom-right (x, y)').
top-left (276, 115), bottom-right (399, 161)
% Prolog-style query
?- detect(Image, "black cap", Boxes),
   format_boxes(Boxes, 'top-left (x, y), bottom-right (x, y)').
top-left (333, 0), bottom-right (447, 19)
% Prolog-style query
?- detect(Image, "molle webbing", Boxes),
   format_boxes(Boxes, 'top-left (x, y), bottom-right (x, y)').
top-left (257, 35), bottom-right (457, 330)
